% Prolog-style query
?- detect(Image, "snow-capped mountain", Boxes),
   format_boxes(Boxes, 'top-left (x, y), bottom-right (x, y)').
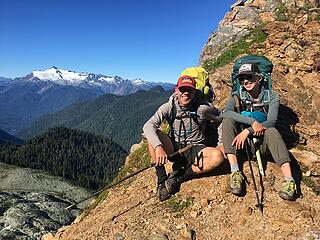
top-left (0, 67), bottom-right (174, 135)
top-left (22, 66), bottom-right (174, 95)
top-left (0, 77), bottom-right (12, 87)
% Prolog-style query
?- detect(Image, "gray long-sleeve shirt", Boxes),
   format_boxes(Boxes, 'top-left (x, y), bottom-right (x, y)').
top-left (143, 94), bottom-right (222, 148)
top-left (222, 89), bottom-right (280, 134)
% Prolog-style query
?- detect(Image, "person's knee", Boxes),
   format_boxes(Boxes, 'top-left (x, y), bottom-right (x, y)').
top-left (222, 118), bottom-right (238, 154)
top-left (222, 118), bottom-right (236, 131)
top-left (192, 147), bottom-right (224, 173)
top-left (156, 130), bottom-right (174, 154)
top-left (213, 148), bottom-right (224, 159)
top-left (265, 127), bottom-right (280, 138)
top-left (208, 148), bottom-right (225, 166)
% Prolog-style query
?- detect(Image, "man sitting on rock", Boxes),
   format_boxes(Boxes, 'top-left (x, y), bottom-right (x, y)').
top-left (222, 61), bottom-right (297, 201)
top-left (143, 75), bottom-right (224, 201)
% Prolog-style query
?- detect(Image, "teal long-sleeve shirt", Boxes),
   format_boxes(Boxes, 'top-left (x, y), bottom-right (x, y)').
top-left (222, 90), bottom-right (280, 134)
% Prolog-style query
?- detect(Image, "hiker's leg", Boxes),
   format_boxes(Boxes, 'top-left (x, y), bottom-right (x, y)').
top-left (148, 129), bottom-right (175, 163)
top-left (280, 162), bottom-right (293, 178)
top-left (176, 145), bottom-right (223, 180)
top-left (222, 118), bottom-right (240, 171)
top-left (222, 118), bottom-right (245, 196)
top-left (191, 146), bottom-right (224, 174)
top-left (263, 127), bottom-right (297, 200)
top-left (165, 145), bottom-right (224, 194)
top-left (262, 127), bottom-right (292, 178)
top-left (147, 130), bottom-right (174, 183)
top-left (147, 130), bottom-right (175, 201)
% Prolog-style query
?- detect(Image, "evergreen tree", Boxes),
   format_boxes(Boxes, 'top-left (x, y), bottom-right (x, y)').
top-left (0, 127), bottom-right (127, 190)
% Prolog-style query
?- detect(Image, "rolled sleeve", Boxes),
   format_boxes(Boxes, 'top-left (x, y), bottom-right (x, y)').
top-left (143, 103), bottom-right (170, 148)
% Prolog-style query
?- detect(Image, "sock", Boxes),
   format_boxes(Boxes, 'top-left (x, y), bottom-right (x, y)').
top-left (230, 164), bottom-right (240, 172)
top-left (155, 165), bottom-right (167, 185)
top-left (284, 176), bottom-right (294, 182)
top-left (183, 166), bottom-right (196, 181)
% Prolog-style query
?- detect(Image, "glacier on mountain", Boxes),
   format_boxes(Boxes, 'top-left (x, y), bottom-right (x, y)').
top-left (29, 66), bottom-right (172, 91)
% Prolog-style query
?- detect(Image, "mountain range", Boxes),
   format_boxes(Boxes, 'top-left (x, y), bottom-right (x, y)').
top-left (0, 129), bottom-right (23, 145)
top-left (27, 66), bottom-right (174, 95)
top-left (0, 67), bottom-right (174, 134)
top-left (18, 87), bottom-right (173, 150)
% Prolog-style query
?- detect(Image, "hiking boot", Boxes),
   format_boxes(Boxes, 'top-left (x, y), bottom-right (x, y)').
top-left (229, 171), bottom-right (245, 196)
top-left (165, 171), bottom-right (185, 194)
top-left (157, 183), bottom-right (171, 201)
top-left (278, 180), bottom-right (297, 201)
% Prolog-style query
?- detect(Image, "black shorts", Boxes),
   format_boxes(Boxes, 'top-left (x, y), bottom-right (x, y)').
top-left (172, 144), bottom-right (206, 170)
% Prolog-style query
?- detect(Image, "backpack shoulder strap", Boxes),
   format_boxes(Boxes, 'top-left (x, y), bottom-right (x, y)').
top-left (168, 97), bottom-right (204, 145)
top-left (168, 96), bottom-right (176, 141)
top-left (261, 89), bottom-right (270, 114)
top-left (188, 102), bottom-right (202, 130)
top-left (232, 94), bottom-right (241, 113)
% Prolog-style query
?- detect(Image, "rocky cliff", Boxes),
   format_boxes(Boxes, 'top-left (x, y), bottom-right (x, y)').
top-left (200, 0), bottom-right (320, 183)
top-left (0, 162), bottom-right (91, 240)
top-left (201, 0), bottom-right (320, 156)
top-left (44, 1), bottom-right (320, 239)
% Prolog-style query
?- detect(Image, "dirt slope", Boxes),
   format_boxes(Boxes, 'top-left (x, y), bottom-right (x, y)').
top-left (44, 1), bottom-right (320, 239)
top-left (48, 149), bottom-right (319, 240)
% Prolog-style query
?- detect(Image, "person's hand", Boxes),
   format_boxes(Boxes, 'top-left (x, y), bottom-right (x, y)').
top-left (232, 129), bottom-right (250, 149)
top-left (252, 121), bottom-right (265, 136)
top-left (155, 145), bottom-right (168, 166)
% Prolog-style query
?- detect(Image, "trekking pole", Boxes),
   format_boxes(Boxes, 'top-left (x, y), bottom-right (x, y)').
top-left (232, 95), bottom-right (263, 215)
top-left (65, 144), bottom-right (194, 210)
top-left (245, 138), bottom-right (263, 215)
top-left (253, 138), bottom-right (265, 176)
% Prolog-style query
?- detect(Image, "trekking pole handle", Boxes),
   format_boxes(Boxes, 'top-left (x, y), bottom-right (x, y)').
top-left (169, 144), bottom-right (194, 160)
top-left (253, 138), bottom-right (265, 176)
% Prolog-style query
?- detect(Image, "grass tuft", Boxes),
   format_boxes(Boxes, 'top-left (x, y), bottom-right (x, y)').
top-left (166, 195), bottom-right (194, 213)
top-left (300, 3), bottom-right (313, 12)
top-left (275, 2), bottom-right (290, 21)
top-left (113, 142), bottom-right (151, 183)
top-left (203, 27), bottom-right (268, 73)
top-left (301, 176), bottom-right (320, 196)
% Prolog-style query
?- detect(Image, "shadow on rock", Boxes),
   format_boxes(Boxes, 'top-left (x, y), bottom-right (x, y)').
top-left (277, 104), bottom-right (301, 149)
top-left (289, 152), bottom-right (303, 198)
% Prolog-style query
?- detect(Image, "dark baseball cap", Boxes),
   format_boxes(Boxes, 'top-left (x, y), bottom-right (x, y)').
top-left (236, 63), bottom-right (260, 77)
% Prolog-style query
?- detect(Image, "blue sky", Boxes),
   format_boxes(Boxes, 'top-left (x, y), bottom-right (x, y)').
top-left (0, 0), bottom-right (235, 83)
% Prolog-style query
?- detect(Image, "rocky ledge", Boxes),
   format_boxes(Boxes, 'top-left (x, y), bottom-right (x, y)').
top-left (0, 162), bottom-right (92, 240)
top-left (0, 191), bottom-right (80, 240)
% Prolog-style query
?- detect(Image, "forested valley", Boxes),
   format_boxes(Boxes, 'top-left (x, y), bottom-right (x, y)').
top-left (0, 127), bottom-right (127, 190)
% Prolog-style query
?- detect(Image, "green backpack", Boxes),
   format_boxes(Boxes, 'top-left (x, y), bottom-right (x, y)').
top-left (180, 67), bottom-right (215, 103)
top-left (231, 55), bottom-right (273, 105)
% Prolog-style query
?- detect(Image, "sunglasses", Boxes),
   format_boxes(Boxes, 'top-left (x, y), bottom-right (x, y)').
top-left (239, 74), bottom-right (259, 85)
top-left (178, 86), bottom-right (195, 93)
top-left (239, 74), bottom-right (254, 81)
